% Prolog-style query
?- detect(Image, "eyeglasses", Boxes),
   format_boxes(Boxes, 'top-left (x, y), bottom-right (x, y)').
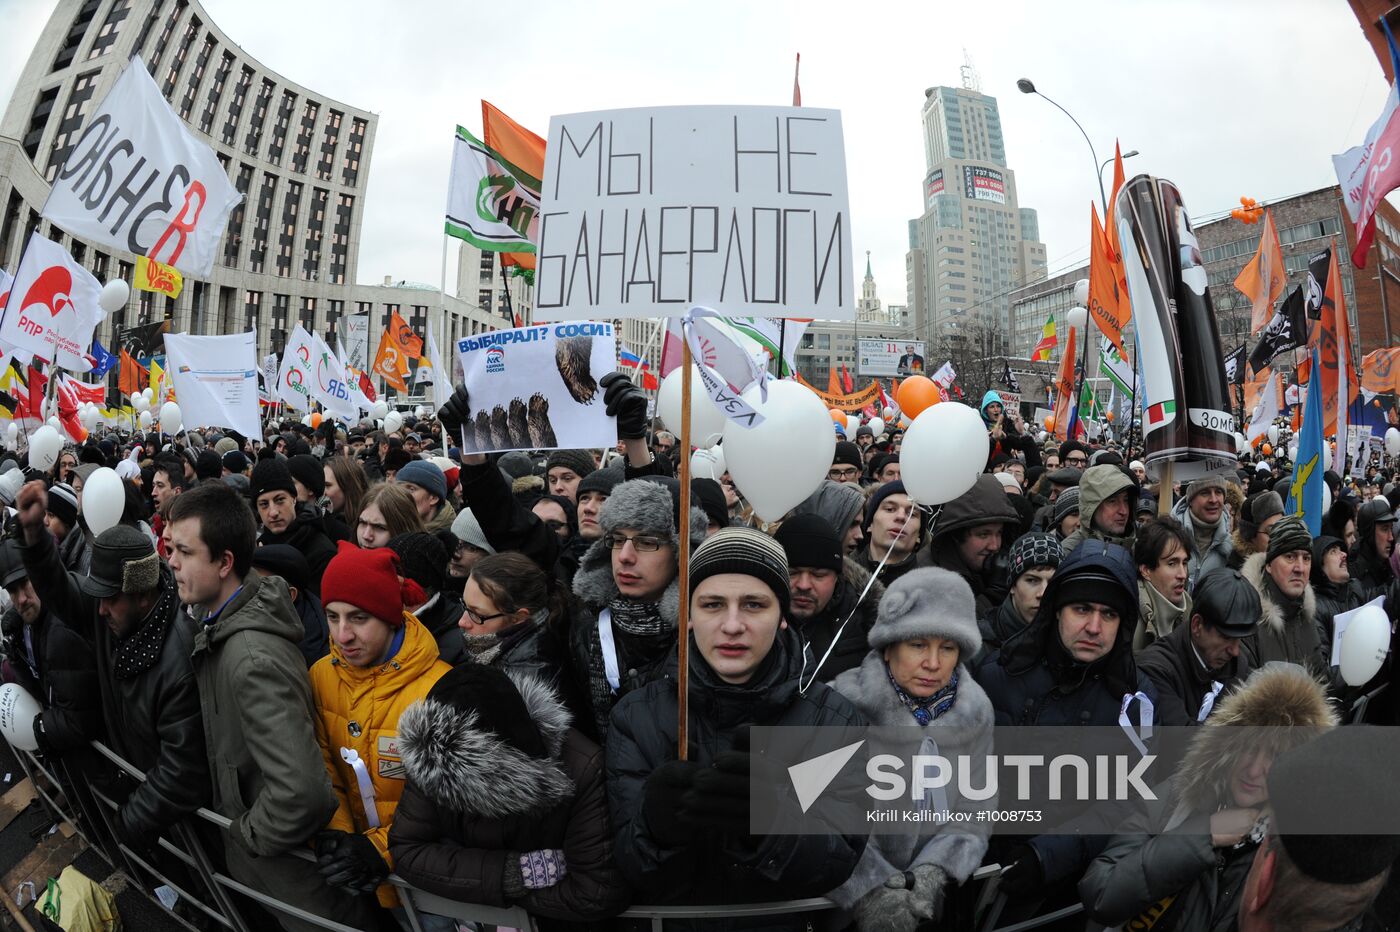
top-left (1066, 456), bottom-right (1088, 466)
top-left (603, 533), bottom-right (664, 551)
top-left (828, 466), bottom-right (860, 480)
top-left (463, 606), bottom-right (508, 626)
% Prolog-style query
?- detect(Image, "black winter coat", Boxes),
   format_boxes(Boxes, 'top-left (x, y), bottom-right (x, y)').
top-left (258, 506), bottom-right (337, 595)
top-left (1136, 620), bottom-right (1250, 726)
top-left (415, 590), bottom-right (468, 666)
top-left (792, 558), bottom-right (883, 683)
top-left (20, 531), bottom-right (209, 844)
top-left (974, 596), bottom-right (1029, 666)
top-left (605, 630), bottom-right (866, 927)
top-left (389, 675), bottom-right (630, 928)
top-left (0, 605), bottom-right (100, 753)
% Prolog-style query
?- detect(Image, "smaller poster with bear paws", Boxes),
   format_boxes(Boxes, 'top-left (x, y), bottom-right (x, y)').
top-left (454, 322), bottom-right (618, 453)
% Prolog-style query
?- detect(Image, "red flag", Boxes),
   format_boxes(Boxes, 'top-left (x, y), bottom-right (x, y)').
top-left (24, 365), bottom-right (47, 421)
top-left (840, 364), bottom-right (855, 394)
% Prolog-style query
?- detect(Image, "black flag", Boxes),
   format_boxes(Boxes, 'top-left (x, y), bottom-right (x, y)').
top-left (1248, 286), bottom-right (1307, 376)
top-left (1305, 248), bottom-right (1330, 320)
top-left (1000, 360), bottom-right (1021, 393)
top-left (1223, 345), bottom-right (1245, 386)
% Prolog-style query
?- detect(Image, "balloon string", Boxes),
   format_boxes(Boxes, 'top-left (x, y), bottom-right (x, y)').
top-left (798, 503), bottom-right (940, 694)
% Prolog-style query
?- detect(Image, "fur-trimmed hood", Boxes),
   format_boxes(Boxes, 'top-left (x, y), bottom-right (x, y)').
top-left (397, 671), bottom-right (574, 819)
top-left (570, 480), bottom-right (708, 617)
top-left (1240, 550), bottom-right (1316, 636)
top-left (1170, 663), bottom-right (1336, 817)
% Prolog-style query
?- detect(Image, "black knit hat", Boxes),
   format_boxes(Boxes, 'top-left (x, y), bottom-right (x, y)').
top-left (46, 482), bottom-right (78, 529)
top-left (287, 454), bottom-right (325, 498)
top-left (774, 513), bottom-right (843, 572)
top-left (544, 449), bottom-right (596, 479)
top-left (249, 459), bottom-right (297, 501)
top-left (1008, 532), bottom-right (1063, 584)
top-left (195, 450), bottom-right (223, 481)
top-left (864, 480), bottom-right (909, 530)
top-left (689, 527), bottom-right (791, 616)
top-left (690, 478), bottom-right (728, 532)
top-left (250, 544), bottom-right (311, 596)
top-left (576, 469), bottom-right (622, 500)
top-left (1052, 487), bottom-right (1082, 528)
top-left (1266, 515), bottom-right (1312, 564)
top-left (221, 450), bottom-right (249, 475)
top-left (387, 531), bottom-right (447, 593)
top-left (832, 441), bottom-right (862, 470)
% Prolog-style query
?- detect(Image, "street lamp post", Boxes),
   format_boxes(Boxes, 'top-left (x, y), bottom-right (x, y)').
top-left (1018, 78), bottom-right (1133, 446)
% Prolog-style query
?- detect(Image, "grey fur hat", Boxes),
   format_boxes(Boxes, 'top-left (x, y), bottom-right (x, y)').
top-left (867, 567), bottom-right (982, 659)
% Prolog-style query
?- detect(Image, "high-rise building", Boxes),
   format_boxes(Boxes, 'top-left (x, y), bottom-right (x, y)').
top-left (0, 0), bottom-right (502, 392)
top-left (905, 80), bottom-right (1047, 351)
top-left (455, 240), bottom-right (534, 326)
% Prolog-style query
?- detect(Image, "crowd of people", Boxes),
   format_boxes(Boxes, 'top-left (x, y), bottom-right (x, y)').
top-left (0, 375), bottom-right (1397, 932)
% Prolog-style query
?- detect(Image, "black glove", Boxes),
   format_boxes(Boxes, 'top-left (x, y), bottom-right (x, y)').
top-left (682, 742), bottom-right (751, 834)
top-left (601, 372), bottom-right (648, 440)
top-left (641, 759), bottom-right (702, 848)
top-left (999, 844), bottom-right (1044, 898)
top-left (312, 830), bottom-right (388, 893)
top-left (436, 385), bottom-right (472, 440)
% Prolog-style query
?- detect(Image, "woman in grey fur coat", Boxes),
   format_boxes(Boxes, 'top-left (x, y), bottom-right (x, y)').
top-left (830, 567), bottom-right (994, 932)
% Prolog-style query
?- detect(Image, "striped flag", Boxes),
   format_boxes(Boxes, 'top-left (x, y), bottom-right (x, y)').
top-left (619, 348), bottom-right (659, 390)
top-left (1099, 340), bottom-right (1133, 396)
top-left (1032, 314), bottom-right (1057, 361)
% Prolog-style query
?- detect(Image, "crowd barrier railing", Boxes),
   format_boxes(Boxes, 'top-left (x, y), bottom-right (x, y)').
top-left (9, 737), bottom-right (1082, 932)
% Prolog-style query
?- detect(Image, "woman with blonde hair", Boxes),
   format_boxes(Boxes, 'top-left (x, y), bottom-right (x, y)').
top-left (357, 482), bottom-right (422, 549)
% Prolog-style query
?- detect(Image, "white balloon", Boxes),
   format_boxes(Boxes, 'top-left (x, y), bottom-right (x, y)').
top-left (159, 401), bottom-right (182, 434)
top-left (1234, 432), bottom-right (1248, 455)
top-left (900, 403), bottom-right (990, 506)
top-left (1340, 604), bottom-right (1390, 686)
top-left (98, 279), bottom-right (130, 314)
top-left (301, 414), bottom-right (313, 427)
top-left (46, 416), bottom-right (59, 430)
top-left (82, 467), bottom-right (125, 535)
top-left (370, 400), bottom-right (389, 420)
top-left (138, 410), bottom-right (152, 428)
top-left (27, 425), bottom-right (62, 471)
top-left (1321, 441), bottom-right (1332, 472)
top-left (1066, 306), bottom-right (1088, 330)
top-left (882, 406), bottom-right (895, 420)
top-left (868, 417), bottom-right (884, 438)
top-left (1072, 279), bottom-right (1090, 306)
top-left (384, 411), bottom-right (404, 434)
top-left (1322, 480), bottom-right (1332, 514)
top-left (5, 423), bottom-right (16, 437)
top-left (142, 387), bottom-right (154, 403)
top-left (1288, 441), bottom-right (1299, 461)
top-left (690, 447), bottom-right (725, 481)
top-left (1386, 427), bottom-right (1400, 457)
top-left (721, 380), bottom-right (833, 522)
top-left (657, 366), bottom-right (726, 449)
top-left (1267, 425), bottom-right (1280, 445)
top-left (845, 415), bottom-right (861, 437)
top-left (0, 683), bottom-right (41, 751)
top-left (415, 405), bottom-right (429, 418)
top-left (132, 395), bottom-right (149, 413)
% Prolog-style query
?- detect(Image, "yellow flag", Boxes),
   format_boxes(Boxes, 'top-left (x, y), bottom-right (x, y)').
top-left (135, 255), bottom-right (184, 298)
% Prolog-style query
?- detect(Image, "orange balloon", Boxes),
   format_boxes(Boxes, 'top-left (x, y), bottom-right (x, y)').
top-left (829, 408), bottom-right (846, 426)
top-left (1105, 410), bottom-right (1115, 423)
top-left (310, 412), bottom-right (323, 428)
top-left (1043, 416), bottom-right (1055, 432)
top-left (897, 376), bottom-right (941, 418)
top-left (1262, 443), bottom-right (1273, 456)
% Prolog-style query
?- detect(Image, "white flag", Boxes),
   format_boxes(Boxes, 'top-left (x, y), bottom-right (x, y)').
top-left (1247, 371), bottom-right (1280, 442)
top-left (41, 56), bottom-right (242, 277)
top-left (308, 332), bottom-right (357, 420)
top-left (165, 331), bottom-right (261, 438)
top-left (931, 360), bottom-right (956, 389)
top-left (274, 324), bottom-right (315, 411)
top-left (426, 329), bottom-right (450, 410)
top-left (445, 125), bottom-right (537, 252)
top-left (337, 338), bottom-right (372, 412)
top-left (0, 233), bottom-right (104, 371)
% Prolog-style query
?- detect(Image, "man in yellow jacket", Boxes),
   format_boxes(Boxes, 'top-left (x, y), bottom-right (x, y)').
top-left (309, 541), bottom-right (451, 912)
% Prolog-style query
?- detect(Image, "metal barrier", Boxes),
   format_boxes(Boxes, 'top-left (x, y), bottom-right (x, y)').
top-left (10, 737), bottom-right (1082, 932)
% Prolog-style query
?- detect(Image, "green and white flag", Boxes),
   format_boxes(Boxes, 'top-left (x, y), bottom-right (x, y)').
top-left (724, 317), bottom-right (809, 377)
top-left (1099, 339), bottom-right (1133, 397)
top-left (444, 125), bottom-right (539, 252)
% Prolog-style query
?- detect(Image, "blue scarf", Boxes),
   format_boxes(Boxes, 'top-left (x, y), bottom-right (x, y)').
top-left (886, 663), bottom-right (959, 725)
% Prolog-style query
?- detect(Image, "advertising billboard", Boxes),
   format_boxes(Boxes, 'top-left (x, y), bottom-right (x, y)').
top-left (925, 169), bottom-right (945, 208)
top-left (963, 166), bottom-right (1007, 204)
top-left (858, 339), bottom-right (926, 377)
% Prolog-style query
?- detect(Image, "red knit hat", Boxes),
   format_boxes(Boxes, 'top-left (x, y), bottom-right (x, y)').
top-left (320, 541), bottom-right (426, 627)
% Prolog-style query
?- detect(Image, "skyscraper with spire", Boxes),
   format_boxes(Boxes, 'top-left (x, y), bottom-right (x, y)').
top-left (905, 62), bottom-right (1047, 351)
top-left (857, 251), bottom-right (883, 322)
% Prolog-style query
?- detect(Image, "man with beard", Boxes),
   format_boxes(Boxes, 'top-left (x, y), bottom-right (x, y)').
top-left (920, 474), bottom-right (1019, 616)
top-left (1241, 516), bottom-right (1330, 680)
top-left (774, 514), bottom-right (883, 682)
top-left (1134, 517), bottom-right (1193, 649)
top-left (249, 459), bottom-right (337, 595)
top-left (1137, 568), bottom-right (1255, 725)
top-left (14, 482), bottom-right (207, 850)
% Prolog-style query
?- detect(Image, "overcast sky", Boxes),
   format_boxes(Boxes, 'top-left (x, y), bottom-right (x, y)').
top-left (0, 0), bottom-right (1390, 312)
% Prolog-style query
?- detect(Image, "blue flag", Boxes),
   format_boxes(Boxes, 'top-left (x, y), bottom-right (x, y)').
top-left (89, 338), bottom-right (117, 378)
top-left (1286, 347), bottom-right (1324, 535)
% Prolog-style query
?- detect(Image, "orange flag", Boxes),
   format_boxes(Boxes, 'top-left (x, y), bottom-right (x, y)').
top-left (482, 101), bottom-right (545, 273)
top-left (1104, 140), bottom-right (1128, 260)
top-left (118, 349), bottom-right (147, 397)
top-left (1361, 348), bottom-right (1400, 395)
top-left (1244, 368), bottom-right (1284, 416)
top-left (1234, 209), bottom-right (1286, 335)
top-left (826, 366), bottom-right (841, 395)
top-left (1088, 203), bottom-right (1128, 357)
top-left (1308, 243), bottom-right (1356, 442)
top-left (1051, 325), bottom-right (1078, 441)
top-left (372, 313), bottom-right (421, 393)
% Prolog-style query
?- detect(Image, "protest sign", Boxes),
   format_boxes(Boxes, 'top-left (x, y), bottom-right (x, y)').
top-left (535, 105), bottom-right (852, 321)
top-left (41, 57), bottom-right (241, 278)
top-left (454, 322), bottom-right (617, 453)
top-left (274, 325), bottom-right (315, 411)
top-left (0, 233), bottom-right (104, 371)
top-left (343, 314), bottom-right (370, 371)
top-left (164, 331), bottom-right (260, 438)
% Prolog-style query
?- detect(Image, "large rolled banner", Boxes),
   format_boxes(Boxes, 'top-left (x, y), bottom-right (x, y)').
top-left (1114, 176), bottom-right (1235, 480)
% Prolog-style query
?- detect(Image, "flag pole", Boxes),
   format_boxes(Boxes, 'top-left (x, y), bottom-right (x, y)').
top-left (439, 233), bottom-right (450, 455)
top-left (677, 345), bottom-right (693, 761)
